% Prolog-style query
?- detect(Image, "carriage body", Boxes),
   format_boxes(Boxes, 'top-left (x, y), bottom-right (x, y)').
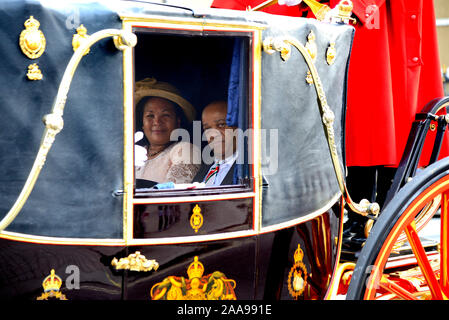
top-left (3, 0), bottom-right (444, 301)
top-left (0, 0), bottom-right (357, 300)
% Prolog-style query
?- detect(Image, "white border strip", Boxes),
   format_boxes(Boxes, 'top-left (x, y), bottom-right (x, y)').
top-left (133, 192), bottom-right (255, 204)
top-left (260, 192), bottom-right (342, 234)
top-left (127, 229), bottom-right (259, 246)
top-left (0, 230), bottom-right (125, 246)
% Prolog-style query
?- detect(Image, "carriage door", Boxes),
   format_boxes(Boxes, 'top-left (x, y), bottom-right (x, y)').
top-left (117, 16), bottom-right (261, 300)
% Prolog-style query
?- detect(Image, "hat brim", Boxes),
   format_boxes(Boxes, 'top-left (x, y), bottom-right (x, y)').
top-left (134, 88), bottom-right (196, 123)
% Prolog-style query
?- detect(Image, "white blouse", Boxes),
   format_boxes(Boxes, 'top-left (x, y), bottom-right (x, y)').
top-left (135, 141), bottom-right (201, 184)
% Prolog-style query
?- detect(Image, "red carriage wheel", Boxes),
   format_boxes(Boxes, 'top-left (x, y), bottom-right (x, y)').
top-left (347, 159), bottom-right (449, 300)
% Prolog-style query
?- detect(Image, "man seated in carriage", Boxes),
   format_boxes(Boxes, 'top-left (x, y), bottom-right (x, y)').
top-left (192, 100), bottom-right (239, 186)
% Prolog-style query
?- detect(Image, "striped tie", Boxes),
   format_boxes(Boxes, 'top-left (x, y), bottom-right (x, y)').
top-left (204, 163), bottom-right (220, 185)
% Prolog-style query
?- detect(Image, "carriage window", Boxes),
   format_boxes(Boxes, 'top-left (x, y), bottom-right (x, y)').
top-left (133, 31), bottom-right (252, 195)
top-left (131, 29), bottom-right (254, 239)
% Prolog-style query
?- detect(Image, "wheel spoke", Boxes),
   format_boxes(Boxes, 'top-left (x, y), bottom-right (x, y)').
top-left (379, 275), bottom-right (418, 300)
top-left (441, 191), bottom-right (449, 296)
top-left (346, 164), bottom-right (449, 301)
top-left (405, 221), bottom-right (445, 300)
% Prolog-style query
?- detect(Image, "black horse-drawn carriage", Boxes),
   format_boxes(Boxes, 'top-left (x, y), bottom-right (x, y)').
top-left (0, 0), bottom-right (447, 300)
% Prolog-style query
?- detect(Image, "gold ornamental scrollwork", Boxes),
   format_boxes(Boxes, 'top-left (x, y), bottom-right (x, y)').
top-left (111, 251), bottom-right (159, 272)
top-left (150, 256), bottom-right (237, 300)
top-left (36, 269), bottom-right (68, 300)
top-left (261, 35), bottom-right (380, 219)
top-left (19, 16), bottom-right (46, 59)
top-left (288, 244), bottom-right (308, 299)
top-left (263, 36), bottom-right (291, 61)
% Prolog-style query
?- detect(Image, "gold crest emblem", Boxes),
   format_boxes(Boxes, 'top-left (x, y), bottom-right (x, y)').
top-left (288, 244), bottom-right (308, 299)
top-left (36, 269), bottom-right (67, 300)
top-left (72, 24), bottom-right (90, 55)
top-left (305, 31), bottom-right (317, 84)
top-left (150, 256), bottom-right (237, 300)
top-left (326, 42), bottom-right (336, 65)
top-left (306, 71), bottom-right (314, 85)
top-left (27, 63), bottom-right (43, 80)
top-left (19, 16), bottom-right (46, 59)
top-left (190, 204), bottom-right (203, 233)
top-left (305, 30), bottom-right (317, 63)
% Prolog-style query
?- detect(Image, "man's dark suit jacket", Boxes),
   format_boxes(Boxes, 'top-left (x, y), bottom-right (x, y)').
top-left (192, 162), bottom-right (236, 185)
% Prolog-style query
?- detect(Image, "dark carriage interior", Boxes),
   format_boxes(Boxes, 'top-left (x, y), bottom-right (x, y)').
top-left (134, 31), bottom-right (234, 117)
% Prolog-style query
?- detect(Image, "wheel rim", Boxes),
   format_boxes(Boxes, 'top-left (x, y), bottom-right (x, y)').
top-left (390, 194), bottom-right (441, 254)
top-left (364, 175), bottom-right (449, 300)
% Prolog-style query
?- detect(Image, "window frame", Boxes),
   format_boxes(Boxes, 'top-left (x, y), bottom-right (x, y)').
top-left (121, 16), bottom-right (264, 245)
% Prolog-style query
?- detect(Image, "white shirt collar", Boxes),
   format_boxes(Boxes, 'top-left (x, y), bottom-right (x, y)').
top-left (216, 151), bottom-right (238, 166)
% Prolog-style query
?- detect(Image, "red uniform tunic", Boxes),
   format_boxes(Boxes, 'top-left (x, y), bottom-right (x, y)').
top-left (347, 0), bottom-right (445, 167)
top-left (211, 0), bottom-right (445, 167)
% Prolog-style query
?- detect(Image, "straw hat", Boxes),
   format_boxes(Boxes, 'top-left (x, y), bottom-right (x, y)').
top-left (134, 77), bottom-right (196, 123)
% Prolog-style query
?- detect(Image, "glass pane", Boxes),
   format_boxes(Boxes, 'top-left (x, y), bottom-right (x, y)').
top-left (133, 30), bottom-right (251, 192)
